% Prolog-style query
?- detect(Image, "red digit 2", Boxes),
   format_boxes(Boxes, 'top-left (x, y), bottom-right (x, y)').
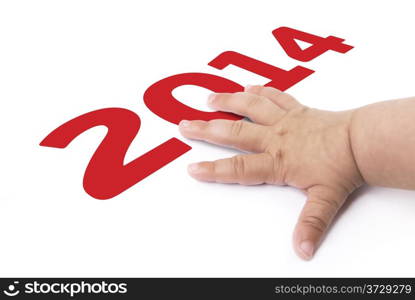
top-left (40, 108), bottom-right (191, 200)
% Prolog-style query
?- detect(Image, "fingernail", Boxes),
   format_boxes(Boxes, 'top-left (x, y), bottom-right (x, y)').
top-left (207, 93), bottom-right (216, 106)
top-left (299, 240), bottom-right (314, 260)
top-left (188, 163), bottom-right (201, 173)
top-left (180, 120), bottom-right (191, 128)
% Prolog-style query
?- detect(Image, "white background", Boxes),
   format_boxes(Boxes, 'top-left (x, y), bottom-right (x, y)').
top-left (1, 0), bottom-right (415, 277)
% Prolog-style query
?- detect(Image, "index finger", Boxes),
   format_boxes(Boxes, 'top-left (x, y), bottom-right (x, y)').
top-left (179, 119), bottom-right (270, 153)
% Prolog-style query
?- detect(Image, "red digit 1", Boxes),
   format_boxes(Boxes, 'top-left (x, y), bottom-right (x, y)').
top-left (40, 108), bottom-right (191, 200)
top-left (272, 26), bottom-right (354, 62)
top-left (208, 51), bottom-right (314, 91)
top-left (144, 72), bottom-right (244, 125)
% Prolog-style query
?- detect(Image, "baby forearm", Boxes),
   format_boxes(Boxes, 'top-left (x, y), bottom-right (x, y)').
top-left (350, 97), bottom-right (415, 189)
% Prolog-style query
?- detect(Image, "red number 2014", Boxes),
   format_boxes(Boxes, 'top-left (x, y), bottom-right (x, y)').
top-left (40, 27), bottom-right (353, 200)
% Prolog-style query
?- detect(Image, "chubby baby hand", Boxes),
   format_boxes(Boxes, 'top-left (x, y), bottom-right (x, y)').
top-left (179, 85), bottom-right (364, 260)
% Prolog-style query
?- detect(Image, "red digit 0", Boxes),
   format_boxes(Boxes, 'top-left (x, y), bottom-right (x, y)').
top-left (40, 108), bottom-right (191, 200)
top-left (272, 26), bottom-right (353, 62)
top-left (144, 72), bottom-right (244, 125)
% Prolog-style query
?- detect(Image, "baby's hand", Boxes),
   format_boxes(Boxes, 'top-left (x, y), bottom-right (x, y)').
top-left (179, 85), bottom-right (365, 260)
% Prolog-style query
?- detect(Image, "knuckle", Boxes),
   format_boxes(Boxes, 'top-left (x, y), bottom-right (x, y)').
top-left (300, 215), bottom-right (328, 234)
top-left (272, 124), bottom-right (288, 136)
top-left (231, 155), bottom-right (246, 177)
top-left (230, 120), bottom-right (244, 137)
top-left (246, 95), bottom-right (263, 109)
top-left (285, 105), bottom-right (309, 119)
top-left (294, 105), bottom-right (309, 116)
top-left (246, 95), bottom-right (263, 111)
top-left (248, 85), bottom-right (263, 94)
top-left (263, 152), bottom-right (277, 184)
top-left (215, 93), bottom-right (232, 107)
top-left (309, 193), bottom-right (341, 212)
top-left (210, 161), bottom-right (217, 175)
top-left (264, 148), bottom-right (286, 184)
top-left (204, 120), bottom-right (215, 133)
top-left (205, 119), bottom-right (214, 128)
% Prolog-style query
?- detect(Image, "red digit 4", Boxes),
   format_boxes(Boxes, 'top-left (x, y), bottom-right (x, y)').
top-left (273, 26), bottom-right (353, 62)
